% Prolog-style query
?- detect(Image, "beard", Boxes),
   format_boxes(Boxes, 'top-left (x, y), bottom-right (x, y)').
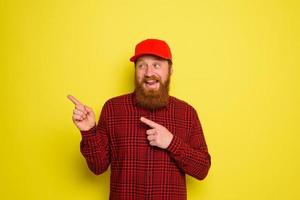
top-left (134, 74), bottom-right (170, 110)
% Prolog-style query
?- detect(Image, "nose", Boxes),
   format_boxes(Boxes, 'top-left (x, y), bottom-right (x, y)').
top-left (145, 65), bottom-right (154, 76)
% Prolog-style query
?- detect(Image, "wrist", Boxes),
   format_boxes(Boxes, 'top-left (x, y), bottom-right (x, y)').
top-left (80, 124), bottom-right (97, 137)
top-left (164, 133), bottom-right (174, 149)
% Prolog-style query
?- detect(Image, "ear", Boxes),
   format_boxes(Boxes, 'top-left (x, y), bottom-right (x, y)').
top-left (170, 66), bottom-right (173, 75)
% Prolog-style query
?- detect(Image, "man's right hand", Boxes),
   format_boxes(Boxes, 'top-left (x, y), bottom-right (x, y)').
top-left (67, 95), bottom-right (96, 131)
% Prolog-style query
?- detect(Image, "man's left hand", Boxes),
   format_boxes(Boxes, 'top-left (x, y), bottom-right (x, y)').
top-left (140, 117), bottom-right (174, 149)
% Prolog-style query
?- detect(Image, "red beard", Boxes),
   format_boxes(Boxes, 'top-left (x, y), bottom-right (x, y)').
top-left (134, 74), bottom-right (170, 110)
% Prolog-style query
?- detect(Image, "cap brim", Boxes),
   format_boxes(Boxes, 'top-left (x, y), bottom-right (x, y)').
top-left (129, 53), bottom-right (170, 62)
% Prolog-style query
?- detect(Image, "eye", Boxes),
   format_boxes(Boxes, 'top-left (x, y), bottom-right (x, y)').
top-left (153, 63), bottom-right (161, 69)
top-left (137, 63), bottom-right (146, 69)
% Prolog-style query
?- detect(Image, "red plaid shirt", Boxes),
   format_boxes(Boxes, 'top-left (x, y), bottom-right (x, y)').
top-left (80, 92), bottom-right (211, 200)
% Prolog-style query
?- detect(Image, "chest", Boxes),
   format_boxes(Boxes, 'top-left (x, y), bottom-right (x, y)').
top-left (106, 108), bottom-right (191, 160)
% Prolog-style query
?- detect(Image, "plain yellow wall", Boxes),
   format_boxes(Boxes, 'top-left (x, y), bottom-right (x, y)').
top-left (1, 0), bottom-right (299, 199)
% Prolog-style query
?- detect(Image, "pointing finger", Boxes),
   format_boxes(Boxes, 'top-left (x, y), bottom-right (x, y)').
top-left (140, 117), bottom-right (160, 128)
top-left (67, 95), bottom-right (83, 106)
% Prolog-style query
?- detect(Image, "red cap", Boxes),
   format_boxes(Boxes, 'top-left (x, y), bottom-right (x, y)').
top-left (130, 39), bottom-right (172, 62)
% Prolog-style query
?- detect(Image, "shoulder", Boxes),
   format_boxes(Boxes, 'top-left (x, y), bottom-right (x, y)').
top-left (170, 95), bottom-right (197, 113)
top-left (106, 93), bottom-right (132, 104)
top-left (102, 93), bottom-right (133, 111)
top-left (169, 96), bottom-right (202, 124)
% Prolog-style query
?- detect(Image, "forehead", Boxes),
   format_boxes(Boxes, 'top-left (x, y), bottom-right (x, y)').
top-left (136, 55), bottom-right (167, 63)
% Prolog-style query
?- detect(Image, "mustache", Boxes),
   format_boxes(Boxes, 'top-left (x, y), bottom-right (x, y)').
top-left (143, 75), bottom-right (161, 82)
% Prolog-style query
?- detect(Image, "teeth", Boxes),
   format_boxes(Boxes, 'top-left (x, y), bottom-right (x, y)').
top-left (146, 80), bottom-right (157, 84)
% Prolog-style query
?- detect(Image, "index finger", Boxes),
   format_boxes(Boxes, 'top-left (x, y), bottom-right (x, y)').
top-left (140, 117), bottom-right (160, 128)
top-left (67, 95), bottom-right (83, 106)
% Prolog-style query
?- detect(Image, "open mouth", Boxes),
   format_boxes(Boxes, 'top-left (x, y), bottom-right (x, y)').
top-left (144, 79), bottom-right (159, 89)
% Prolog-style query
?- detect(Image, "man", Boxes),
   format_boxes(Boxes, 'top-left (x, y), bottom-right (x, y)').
top-left (67, 39), bottom-right (211, 200)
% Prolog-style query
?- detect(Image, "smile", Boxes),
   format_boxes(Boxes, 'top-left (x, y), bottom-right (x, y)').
top-left (144, 80), bottom-right (159, 89)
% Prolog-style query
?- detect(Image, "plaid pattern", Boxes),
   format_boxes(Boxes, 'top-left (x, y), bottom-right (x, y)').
top-left (80, 92), bottom-right (211, 200)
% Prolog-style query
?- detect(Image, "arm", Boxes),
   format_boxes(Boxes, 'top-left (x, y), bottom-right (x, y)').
top-left (166, 109), bottom-right (211, 180)
top-left (80, 105), bottom-right (110, 175)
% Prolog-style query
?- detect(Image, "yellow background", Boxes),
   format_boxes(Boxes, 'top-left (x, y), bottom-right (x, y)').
top-left (1, 0), bottom-right (299, 199)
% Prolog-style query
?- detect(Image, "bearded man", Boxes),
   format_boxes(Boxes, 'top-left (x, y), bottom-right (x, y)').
top-left (67, 39), bottom-right (211, 200)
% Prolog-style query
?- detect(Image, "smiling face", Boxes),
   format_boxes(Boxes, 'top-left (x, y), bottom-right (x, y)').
top-left (134, 55), bottom-right (173, 110)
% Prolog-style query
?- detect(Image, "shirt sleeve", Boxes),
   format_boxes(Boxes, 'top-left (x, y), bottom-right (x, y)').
top-left (79, 103), bottom-right (110, 175)
top-left (166, 108), bottom-right (211, 180)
